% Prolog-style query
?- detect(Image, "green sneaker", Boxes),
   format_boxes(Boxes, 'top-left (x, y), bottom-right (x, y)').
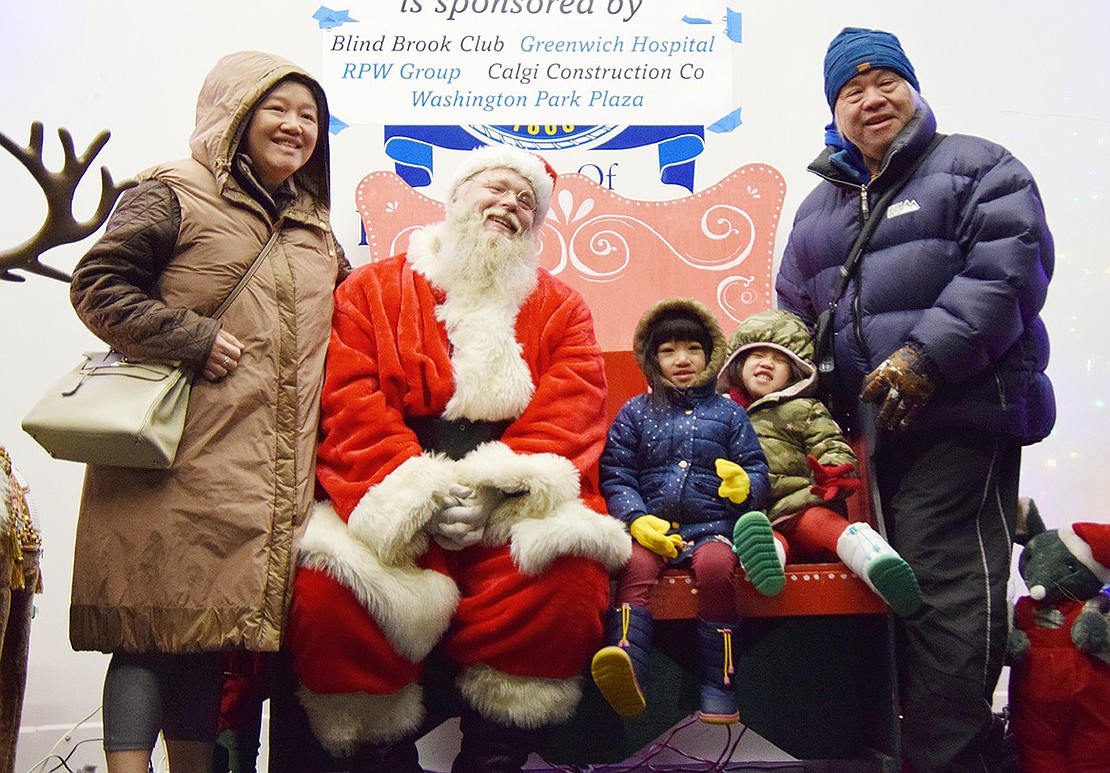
top-left (732, 511), bottom-right (785, 596)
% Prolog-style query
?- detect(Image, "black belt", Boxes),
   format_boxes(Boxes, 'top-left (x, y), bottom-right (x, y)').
top-left (406, 416), bottom-right (511, 461)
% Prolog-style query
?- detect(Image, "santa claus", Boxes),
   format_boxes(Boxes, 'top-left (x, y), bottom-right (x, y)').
top-left (284, 145), bottom-right (631, 771)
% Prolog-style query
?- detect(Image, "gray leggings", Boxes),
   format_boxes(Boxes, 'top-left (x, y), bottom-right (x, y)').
top-left (102, 652), bottom-right (223, 752)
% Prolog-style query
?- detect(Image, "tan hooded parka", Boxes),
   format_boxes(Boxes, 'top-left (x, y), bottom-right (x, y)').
top-left (68, 51), bottom-right (347, 653)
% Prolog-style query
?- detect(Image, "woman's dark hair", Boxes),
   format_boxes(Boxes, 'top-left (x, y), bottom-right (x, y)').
top-left (643, 311), bottom-right (713, 409)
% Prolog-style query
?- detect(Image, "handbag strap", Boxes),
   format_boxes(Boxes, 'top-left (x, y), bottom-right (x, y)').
top-left (824, 133), bottom-right (947, 311)
top-left (211, 227), bottom-right (283, 320)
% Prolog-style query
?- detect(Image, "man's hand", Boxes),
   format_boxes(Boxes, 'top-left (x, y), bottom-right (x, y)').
top-left (805, 454), bottom-right (861, 501)
top-left (629, 514), bottom-right (684, 559)
top-left (426, 484), bottom-right (502, 551)
top-left (860, 345), bottom-right (936, 430)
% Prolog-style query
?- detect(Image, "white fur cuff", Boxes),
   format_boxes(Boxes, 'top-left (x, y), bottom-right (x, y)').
top-left (296, 682), bottom-right (425, 755)
top-left (300, 502), bottom-right (460, 661)
top-left (510, 499), bottom-right (632, 576)
top-left (347, 453), bottom-right (457, 565)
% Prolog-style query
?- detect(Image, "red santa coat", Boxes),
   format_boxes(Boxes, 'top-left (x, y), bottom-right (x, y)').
top-left (1009, 595), bottom-right (1110, 772)
top-left (285, 231), bottom-right (630, 755)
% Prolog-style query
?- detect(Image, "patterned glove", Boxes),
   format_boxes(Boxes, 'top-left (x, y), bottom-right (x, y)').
top-left (715, 458), bottom-right (751, 505)
top-left (860, 345), bottom-right (937, 430)
top-left (629, 514), bottom-right (684, 559)
top-left (805, 454), bottom-right (861, 501)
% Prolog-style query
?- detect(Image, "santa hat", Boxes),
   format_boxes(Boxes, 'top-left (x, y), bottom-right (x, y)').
top-left (1058, 522), bottom-right (1110, 583)
top-left (447, 145), bottom-right (558, 227)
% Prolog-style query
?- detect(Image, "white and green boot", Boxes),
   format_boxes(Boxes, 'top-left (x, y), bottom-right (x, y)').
top-left (837, 522), bottom-right (922, 617)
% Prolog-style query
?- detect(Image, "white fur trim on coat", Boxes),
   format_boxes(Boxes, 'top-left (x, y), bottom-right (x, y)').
top-left (296, 682), bottom-right (424, 754)
top-left (346, 453), bottom-right (458, 565)
top-left (457, 664), bottom-right (582, 729)
top-left (299, 502), bottom-right (459, 662)
top-left (455, 441), bottom-right (632, 574)
top-left (437, 285), bottom-right (535, 421)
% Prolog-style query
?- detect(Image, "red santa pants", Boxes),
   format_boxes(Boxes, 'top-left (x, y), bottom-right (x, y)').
top-left (287, 543), bottom-right (611, 696)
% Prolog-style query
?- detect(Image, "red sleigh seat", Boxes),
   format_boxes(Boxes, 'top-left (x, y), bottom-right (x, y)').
top-left (601, 349), bottom-right (887, 620)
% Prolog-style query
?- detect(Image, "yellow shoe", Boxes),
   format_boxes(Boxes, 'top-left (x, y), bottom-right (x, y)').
top-left (591, 645), bottom-right (646, 718)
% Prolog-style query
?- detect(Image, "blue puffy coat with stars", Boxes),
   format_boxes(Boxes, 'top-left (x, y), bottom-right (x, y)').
top-left (601, 298), bottom-right (770, 550)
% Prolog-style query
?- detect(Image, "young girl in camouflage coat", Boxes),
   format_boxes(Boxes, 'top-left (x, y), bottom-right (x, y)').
top-left (719, 309), bottom-right (922, 616)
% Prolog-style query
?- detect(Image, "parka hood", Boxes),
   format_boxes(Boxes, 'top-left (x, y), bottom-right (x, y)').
top-left (189, 50), bottom-right (331, 209)
top-left (632, 297), bottom-right (726, 390)
top-left (717, 309), bottom-right (817, 403)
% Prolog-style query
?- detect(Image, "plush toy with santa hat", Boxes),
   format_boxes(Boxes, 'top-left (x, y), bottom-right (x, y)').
top-left (1006, 500), bottom-right (1110, 772)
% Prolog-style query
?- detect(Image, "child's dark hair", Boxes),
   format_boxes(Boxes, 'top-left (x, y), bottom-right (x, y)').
top-left (643, 311), bottom-right (713, 409)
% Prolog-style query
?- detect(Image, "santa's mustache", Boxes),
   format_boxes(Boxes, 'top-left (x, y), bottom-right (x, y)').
top-left (483, 207), bottom-right (523, 236)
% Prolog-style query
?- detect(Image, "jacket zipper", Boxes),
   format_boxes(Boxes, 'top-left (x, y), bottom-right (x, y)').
top-left (853, 185), bottom-right (872, 363)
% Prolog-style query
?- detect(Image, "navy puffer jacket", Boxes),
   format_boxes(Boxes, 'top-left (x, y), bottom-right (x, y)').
top-left (776, 102), bottom-right (1055, 444)
top-left (601, 299), bottom-right (770, 548)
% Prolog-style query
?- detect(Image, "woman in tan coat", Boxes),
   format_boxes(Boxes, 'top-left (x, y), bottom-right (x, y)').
top-left (68, 51), bottom-right (348, 773)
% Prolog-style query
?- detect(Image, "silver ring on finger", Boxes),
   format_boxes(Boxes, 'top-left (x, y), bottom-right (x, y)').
top-left (222, 355), bottom-right (231, 366)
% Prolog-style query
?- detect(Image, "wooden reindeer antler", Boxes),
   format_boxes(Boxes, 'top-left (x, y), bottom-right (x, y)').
top-left (0, 122), bottom-right (135, 283)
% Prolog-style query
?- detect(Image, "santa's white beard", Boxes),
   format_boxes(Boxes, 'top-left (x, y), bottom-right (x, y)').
top-left (437, 208), bottom-right (539, 293)
top-left (404, 204), bottom-right (542, 420)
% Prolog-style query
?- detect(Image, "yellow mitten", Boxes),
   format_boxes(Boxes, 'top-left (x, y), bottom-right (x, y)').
top-left (715, 458), bottom-right (751, 504)
top-left (629, 514), bottom-right (684, 558)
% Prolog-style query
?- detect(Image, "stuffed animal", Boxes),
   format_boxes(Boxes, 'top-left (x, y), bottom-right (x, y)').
top-left (1006, 498), bottom-right (1110, 772)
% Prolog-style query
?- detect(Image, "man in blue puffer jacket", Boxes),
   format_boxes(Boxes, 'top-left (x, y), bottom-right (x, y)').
top-left (776, 27), bottom-right (1055, 773)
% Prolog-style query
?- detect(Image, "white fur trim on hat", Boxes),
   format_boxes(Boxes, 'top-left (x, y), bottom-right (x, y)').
top-left (448, 145), bottom-right (556, 225)
top-left (1059, 522), bottom-right (1110, 583)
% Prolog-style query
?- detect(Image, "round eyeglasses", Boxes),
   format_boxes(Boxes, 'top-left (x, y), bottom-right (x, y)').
top-left (477, 178), bottom-right (538, 212)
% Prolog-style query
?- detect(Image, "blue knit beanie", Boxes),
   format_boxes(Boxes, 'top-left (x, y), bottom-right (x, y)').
top-left (823, 27), bottom-right (919, 109)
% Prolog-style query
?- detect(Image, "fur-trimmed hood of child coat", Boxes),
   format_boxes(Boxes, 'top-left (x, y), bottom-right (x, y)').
top-left (718, 309), bottom-right (856, 525)
top-left (632, 296), bottom-right (728, 390)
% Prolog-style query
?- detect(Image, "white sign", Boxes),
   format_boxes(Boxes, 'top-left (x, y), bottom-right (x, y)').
top-left (320, 0), bottom-right (735, 124)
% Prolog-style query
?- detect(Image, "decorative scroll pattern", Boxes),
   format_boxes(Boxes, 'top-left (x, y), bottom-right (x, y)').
top-left (355, 165), bottom-right (786, 351)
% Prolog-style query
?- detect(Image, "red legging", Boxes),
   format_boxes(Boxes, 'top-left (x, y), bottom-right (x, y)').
top-left (616, 539), bottom-right (738, 621)
top-left (775, 505), bottom-right (850, 563)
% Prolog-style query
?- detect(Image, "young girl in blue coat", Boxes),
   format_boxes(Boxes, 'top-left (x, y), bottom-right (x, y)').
top-left (591, 298), bottom-right (778, 724)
